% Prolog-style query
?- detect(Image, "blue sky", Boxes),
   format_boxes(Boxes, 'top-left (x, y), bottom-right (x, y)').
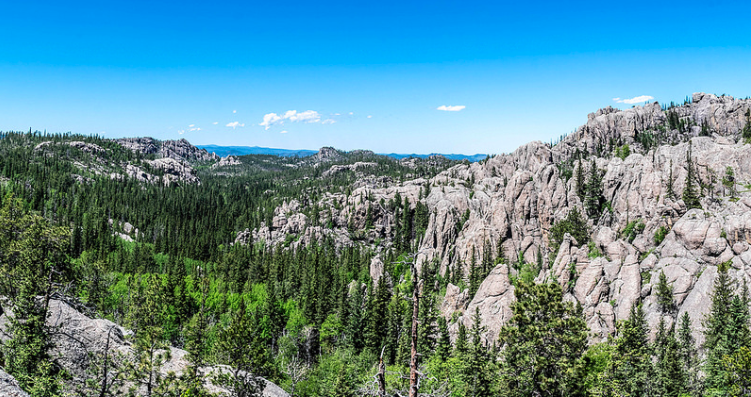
top-left (2, 0), bottom-right (751, 154)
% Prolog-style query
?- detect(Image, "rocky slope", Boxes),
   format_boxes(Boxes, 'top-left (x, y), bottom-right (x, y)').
top-left (116, 137), bottom-right (218, 163)
top-left (0, 300), bottom-right (289, 397)
top-left (243, 93), bottom-right (751, 346)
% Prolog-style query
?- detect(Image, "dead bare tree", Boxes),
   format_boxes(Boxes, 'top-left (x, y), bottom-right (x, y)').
top-left (283, 355), bottom-right (309, 397)
top-left (377, 346), bottom-right (386, 397)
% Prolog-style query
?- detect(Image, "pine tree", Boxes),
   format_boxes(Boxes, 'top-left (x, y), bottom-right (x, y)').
top-left (729, 279), bottom-right (751, 348)
top-left (574, 157), bottom-right (586, 199)
top-left (703, 260), bottom-right (740, 394)
top-left (610, 302), bottom-right (652, 397)
top-left (724, 346), bottom-right (751, 397)
top-left (125, 275), bottom-right (171, 397)
top-left (328, 364), bottom-right (356, 397)
top-left (464, 308), bottom-right (492, 397)
top-left (0, 197), bottom-right (70, 397)
top-left (677, 312), bottom-right (698, 394)
top-left (742, 108), bottom-right (751, 144)
top-left (435, 316), bottom-right (452, 361)
top-left (682, 141), bottom-right (702, 210)
top-left (181, 269), bottom-right (212, 396)
top-left (417, 262), bottom-right (438, 358)
top-left (454, 322), bottom-right (468, 357)
top-left (654, 320), bottom-right (686, 397)
top-left (399, 197), bottom-right (412, 251)
top-left (469, 247), bottom-right (482, 296)
top-left (656, 270), bottom-right (676, 314)
top-left (498, 280), bottom-right (588, 396)
top-left (365, 275), bottom-right (392, 354)
top-left (77, 325), bottom-right (128, 397)
top-left (345, 282), bottom-right (365, 352)
top-left (584, 158), bottom-right (604, 218)
top-left (213, 301), bottom-right (267, 397)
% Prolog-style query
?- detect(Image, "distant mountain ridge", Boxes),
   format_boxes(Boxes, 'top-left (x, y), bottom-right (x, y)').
top-left (198, 144), bottom-right (487, 162)
top-left (197, 144), bottom-right (317, 158)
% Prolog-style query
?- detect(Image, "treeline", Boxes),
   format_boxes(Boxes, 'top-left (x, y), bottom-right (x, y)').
top-left (0, 131), bottom-right (451, 263)
top-left (3, 190), bottom-right (751, 397)
top-left (1, 130), bottom-right (751, 397)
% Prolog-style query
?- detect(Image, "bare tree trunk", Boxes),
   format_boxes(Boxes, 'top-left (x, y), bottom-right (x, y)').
top-left (99, 327), bottom-right (113, 397)
top-left (409, 278), bottom-right (420, 397)
top-left (378, 347), bottom-right (386, 397)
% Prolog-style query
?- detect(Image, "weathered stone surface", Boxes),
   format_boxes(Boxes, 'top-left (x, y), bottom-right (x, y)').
top-left (0, 300), bottom-right (289, 397)
top-left (0, 369), bottom-right (29, 397)
top-left (237, 93), bottom-right (751, 344)
top-left (34, 141), bottom-right (106, 154)
top-left (322, 162), bottom-right (377, 178)
top-left (117, 138), bottom-right (217, 163)
top-left (452, 264), bottom-right (515, 344)
top-left (440, 283), bottom-right (470, 319)
top-left (212, 155), bottom-right (242, 168)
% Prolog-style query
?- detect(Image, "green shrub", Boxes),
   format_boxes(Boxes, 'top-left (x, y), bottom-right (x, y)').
top-left (615, 144), bottom-right (631, 160)
top-left (622, 220), bottom-right (645, 243)
top-left (550, 207), bottom-right (589, 252)
top-left (654, 226), bottom-right (669, 245)
top-left (587, 241), bottom-right (603, 259)
top-left (640, 270), bottom-right (652, 284)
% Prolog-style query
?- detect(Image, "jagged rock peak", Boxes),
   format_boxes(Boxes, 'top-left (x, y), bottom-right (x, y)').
top-left (117, 137), bottom-right (218, 163)
top-left (588, 105), bottom-right (621, 120)
top-left (555, 92), bottom-right (751, 160)
top-left (315, 146), bottom-right (342, 161)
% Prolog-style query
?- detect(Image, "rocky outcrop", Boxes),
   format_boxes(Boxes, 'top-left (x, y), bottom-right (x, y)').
top-left (321, 162), bottom-right (377, 178)
top-left (34, 141), bottom-right (107, 154)
top-left (147, 158), bottom-right (200, 185)
top-left (121, 158), bottom-right (200, 185)
top-left (0, 369), bottom-right (29, 397)
top-left (212, 155), bottom-right (242, 168)
top-left (452, 264), bottom-right (515, 344)
top-left (117, 138), bottom-right (218, 163)
top-left (233, 93), bottom-right (751, 345)
top-left (314, 147), bottom-right (342, 162)
top-left (0, 300), bottom-right (288, 397)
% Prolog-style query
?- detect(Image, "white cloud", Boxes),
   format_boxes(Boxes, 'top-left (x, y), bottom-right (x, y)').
top-left (260, 113), bottom-right (283, 130)
top-left (233, 110), bottom-right (237, 113)
top-left (259, 110), bottom-right (323, 130)
top-left (322, 119), bottom-right (336, 125)
top-left (212, 122), bottom-right (218, 125)
top-left (349, 112), bottom-right (354, 115)
top-left (226, 121), bottom-right (245, 129)
top-left (280, 130), bottom-right (288, 134)
top-left (189, 127), bottom-right (201, 132)
top-left (437, 105), bottom-right (466, 111)
top-left (99, 131), bottom-right (106, 135)
top-left (367, 115), bottom-right (372, 119)
top-left (289, 110), bottom-right (321, 123)
top-left (189, 124), bottom-right (195, 127)
top-left (178, 130), bottom-right (185, 135)
top-left (614, 95), bottom-right (654, 104)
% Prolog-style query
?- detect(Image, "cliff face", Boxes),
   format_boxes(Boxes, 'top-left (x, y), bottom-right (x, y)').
top-left (116, 138), bottom-right (218, 163)
top-left (437, 94), bottom-right (751, 345)
top-left (429, 94), bottom-right (751, 345)
top-left (245, 93), bottom-right (751, 345)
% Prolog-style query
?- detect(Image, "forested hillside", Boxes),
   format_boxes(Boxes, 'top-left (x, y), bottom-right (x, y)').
top-left (2, 93), bottom-right (751, 397)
